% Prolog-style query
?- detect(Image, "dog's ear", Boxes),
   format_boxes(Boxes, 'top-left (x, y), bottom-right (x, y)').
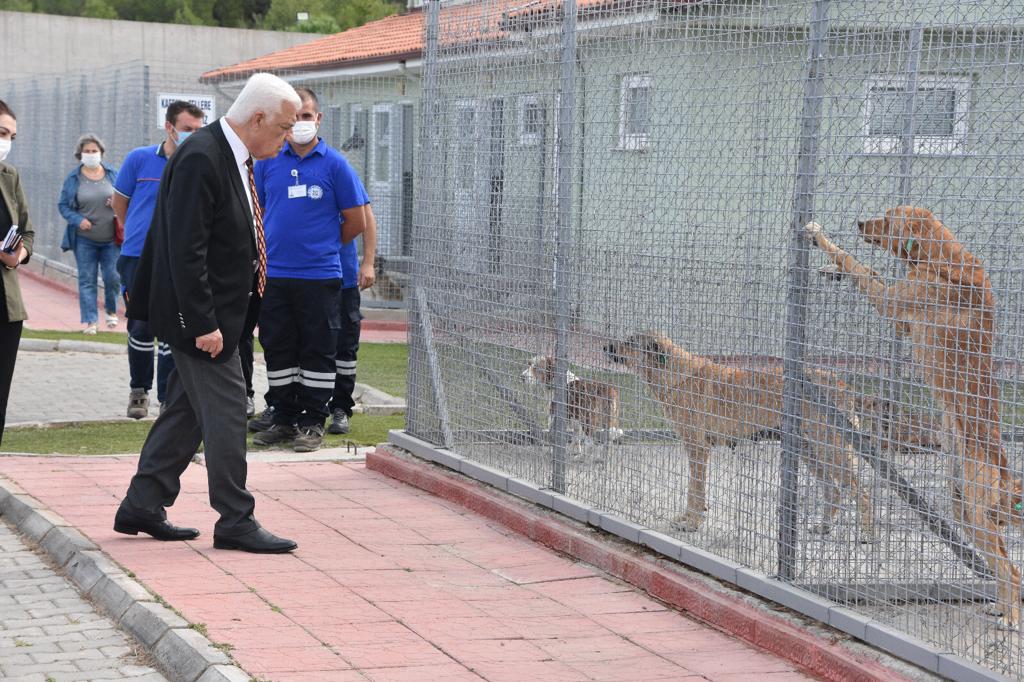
top-left (904, 209), bottom-right (990, 306)
top-left (642, 335), bottom-right (668, 366)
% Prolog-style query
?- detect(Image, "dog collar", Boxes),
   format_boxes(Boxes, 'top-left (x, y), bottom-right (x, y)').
top-left (904, 237), bottom-right (916, 254)
top-left (1015, 501), bottom-right (1023, 512)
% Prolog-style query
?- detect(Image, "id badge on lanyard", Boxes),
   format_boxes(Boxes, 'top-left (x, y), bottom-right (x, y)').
top-left (288, 168), bottom-right (306, 199)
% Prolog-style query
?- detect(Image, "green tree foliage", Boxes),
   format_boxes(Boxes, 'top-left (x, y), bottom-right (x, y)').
top-left (82, 0), bottom-right (117, 18)
top-left (0, 0), bottom-right (35, 10)
top-left (0, 0), bottom-right (402, 30)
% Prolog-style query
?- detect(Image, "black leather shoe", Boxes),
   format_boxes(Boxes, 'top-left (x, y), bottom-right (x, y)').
top-left (213, 527), bottom-right (297, 554)
top-left (114, 506), bottom-right (200, 541)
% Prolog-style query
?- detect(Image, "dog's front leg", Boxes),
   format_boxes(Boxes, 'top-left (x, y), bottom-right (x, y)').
top-left (674, 443), bottom-right (709, 532)
top-left (804, 223), bottom-right (906, 328)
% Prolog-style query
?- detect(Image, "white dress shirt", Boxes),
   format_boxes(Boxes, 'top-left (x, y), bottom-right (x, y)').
top-left (219, 118), bottom-right (254, 223)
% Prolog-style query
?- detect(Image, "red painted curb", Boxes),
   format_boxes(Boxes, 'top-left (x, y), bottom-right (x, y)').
top-left (21, 267), bottom-right (78, 296)
top-left (367, 446), bottom-right (911, 682)
top-left (361, 320), bottom-right (407, 332)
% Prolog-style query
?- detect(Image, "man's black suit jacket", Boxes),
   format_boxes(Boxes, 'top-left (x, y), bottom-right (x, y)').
top-left (128, 119), bottom-right (258, 364)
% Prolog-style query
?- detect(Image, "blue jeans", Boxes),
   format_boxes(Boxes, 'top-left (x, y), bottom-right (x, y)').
top-left (74, 238), bottom-right (120, 324)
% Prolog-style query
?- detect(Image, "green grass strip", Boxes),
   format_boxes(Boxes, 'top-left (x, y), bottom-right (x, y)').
top-left (1, 413), bottom-right (405, 455)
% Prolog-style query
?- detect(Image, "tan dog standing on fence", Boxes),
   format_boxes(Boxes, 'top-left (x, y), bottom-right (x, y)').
top-left (804, 206), bottom-right (1023, 628)
top-left (521, 355), bottom-right (624, 459)
top-left (603, 333), bottom-right (875, 538)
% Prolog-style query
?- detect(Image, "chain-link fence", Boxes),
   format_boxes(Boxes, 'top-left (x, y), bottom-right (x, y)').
top-left (1, 58), bottom-right (415, 305)
top-left (401, 0), bottom-right (1024, 677)
top-left (1, 61), bottom-right (237, 269)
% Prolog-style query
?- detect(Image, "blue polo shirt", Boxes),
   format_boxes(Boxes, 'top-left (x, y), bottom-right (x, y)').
top-left (113, 143), bottom-right (168, 258)
top-left (255, 139), bottom-right (369, 282)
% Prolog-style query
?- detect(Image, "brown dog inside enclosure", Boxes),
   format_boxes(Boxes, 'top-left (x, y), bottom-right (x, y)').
top-left (603, 332), bottom-right (874, 539)
top-left (521, 355), bottom-right (624, 458)
top-left (805, 205), bottom-right (1024, 629)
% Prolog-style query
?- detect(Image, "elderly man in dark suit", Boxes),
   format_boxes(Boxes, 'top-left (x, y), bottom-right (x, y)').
top-left (114, 73), bottom-right (301, 553)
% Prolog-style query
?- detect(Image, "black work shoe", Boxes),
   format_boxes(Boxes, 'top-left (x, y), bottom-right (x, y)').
top-left (248, 406), bottom-right (276, 433)
top-left (114, 505), bottom-right (199, 541)
top-left (213, 527), bottom-right (297, 553)
top-left (292, 424), bottom-right (324, 453)
top-left (252, 423), bottom-right (297, 446)
top-left (326, 409), bottom-right (350, 435)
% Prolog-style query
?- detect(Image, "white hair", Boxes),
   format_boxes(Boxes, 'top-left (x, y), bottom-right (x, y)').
top-left (225, 73), bottom-right (301, 123)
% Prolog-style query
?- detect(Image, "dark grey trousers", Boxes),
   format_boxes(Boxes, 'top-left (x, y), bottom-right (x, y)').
top-left (123, 347), bottom-right (258, 537)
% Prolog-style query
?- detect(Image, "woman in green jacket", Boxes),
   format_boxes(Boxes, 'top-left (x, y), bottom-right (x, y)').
top-left (0, 99), bottom-right (34, 445)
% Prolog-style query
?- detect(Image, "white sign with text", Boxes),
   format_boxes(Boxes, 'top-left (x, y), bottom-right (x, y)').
top-left (157, 93), bottom-right (216, 127)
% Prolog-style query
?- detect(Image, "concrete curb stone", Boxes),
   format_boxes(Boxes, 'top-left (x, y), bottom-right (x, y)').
top-left (196, 665), bottom-right (252, 682)
top-left (356, 383), bottom-right (406, 415)
top-left (0, 477), bottom-right (250, 682)
top-left (19, 337), bottom-right (126, 354)
top-left (122, 601), bottom-right (189, 648)
top-left (40, 525), bottom-right (98, 567)
top-left (153, 628), bottom-right (232, 682)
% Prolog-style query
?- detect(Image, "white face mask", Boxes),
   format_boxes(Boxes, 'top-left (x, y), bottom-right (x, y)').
top-left (0, 138), bottom-right (10, 163)
top-left (291, 121), bottom-right (318, 146)
top-left (81, 152), bottom-right (102, 169)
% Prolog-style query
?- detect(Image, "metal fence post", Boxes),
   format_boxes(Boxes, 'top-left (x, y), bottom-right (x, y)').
top-left (779, 0), bottom-right (831, 583)
top-left (405, 0), bottom-right (454, 448)
top-left (878, 23), bottom-right (923, 469)
top-left (551, 0), bottom-right (578, 494)
top-left (142, 64), bottom-right (151, 146)
top-left (897, 25), bottom-right (923, 202)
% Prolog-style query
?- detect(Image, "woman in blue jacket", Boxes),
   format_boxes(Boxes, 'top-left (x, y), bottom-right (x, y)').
top-left (59, 134), bottom-right (119, 334)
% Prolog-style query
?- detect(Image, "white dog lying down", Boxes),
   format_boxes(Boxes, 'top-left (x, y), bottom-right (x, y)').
top-left (521, 355), bottom-right (624, 458)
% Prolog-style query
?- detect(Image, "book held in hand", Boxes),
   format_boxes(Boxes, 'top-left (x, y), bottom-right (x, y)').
top-left (2, 224), bottom-right (21, 254)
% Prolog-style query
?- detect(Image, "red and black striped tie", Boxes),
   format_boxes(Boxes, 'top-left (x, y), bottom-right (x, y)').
top-left (244, 157), bottom-right (267, 296)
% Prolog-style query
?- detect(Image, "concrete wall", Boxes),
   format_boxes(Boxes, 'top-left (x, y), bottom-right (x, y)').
top-left (0, 10), bottom-right (310, 78)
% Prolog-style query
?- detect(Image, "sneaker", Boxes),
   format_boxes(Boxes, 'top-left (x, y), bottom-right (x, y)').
top-left (83, 323), bottom-right (98, 335)
top-left (327, 409), bottom-right (350, 435)
top-left (292, 424), bottom-right (324, 453)
top-left (127, 388), bottom-right (149, 419)
top-left (105, 313), bottom-right (118, 328)
top-left (246, 396), bottom-right (256, 418)
top-left (252, 423), bottom-right (297, 446)
top-left (248, 406), bottom-right (275, 433)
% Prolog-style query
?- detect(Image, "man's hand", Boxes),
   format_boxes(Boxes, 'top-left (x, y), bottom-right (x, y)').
top-left (0, 245), bottom-right (27, 269)
top-left (358, 261), bottom-right (375, 290)
top-left (195, 329), bottom-right (224, 359)
top-left (80, 218), bottom-right (93, 231)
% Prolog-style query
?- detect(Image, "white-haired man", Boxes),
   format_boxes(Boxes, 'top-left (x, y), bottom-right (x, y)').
top-left (115, 73), bottom-right (301, 554)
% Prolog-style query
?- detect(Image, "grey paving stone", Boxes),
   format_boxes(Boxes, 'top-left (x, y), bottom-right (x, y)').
top-left (0, 520), bottom-right (165, 682)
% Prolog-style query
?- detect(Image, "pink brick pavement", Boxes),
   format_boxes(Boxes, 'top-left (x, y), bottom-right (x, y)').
top-left (1, 456), bottom-right (817, 681)
top-left (18, 269), bottom-right (407, 342)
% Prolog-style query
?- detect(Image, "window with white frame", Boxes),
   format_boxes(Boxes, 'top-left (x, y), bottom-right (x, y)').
top-left (518, 95), bottom-right (545, 146)
top-left (863, 75), bottom-right (971, 154)
top-left (619, 73), bottom-right (652, 150)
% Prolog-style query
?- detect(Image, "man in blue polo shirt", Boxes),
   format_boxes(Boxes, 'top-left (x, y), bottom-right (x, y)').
top-left (113, 101), bottom-right (205, 419)
top-left (251, 87), bottom-right (370, 452)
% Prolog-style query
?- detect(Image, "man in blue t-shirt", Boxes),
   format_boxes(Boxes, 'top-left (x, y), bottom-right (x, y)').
top-left (113, 101), bottom-right (205, 419)
top-left (251, 87), bottom-right (370, 452)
